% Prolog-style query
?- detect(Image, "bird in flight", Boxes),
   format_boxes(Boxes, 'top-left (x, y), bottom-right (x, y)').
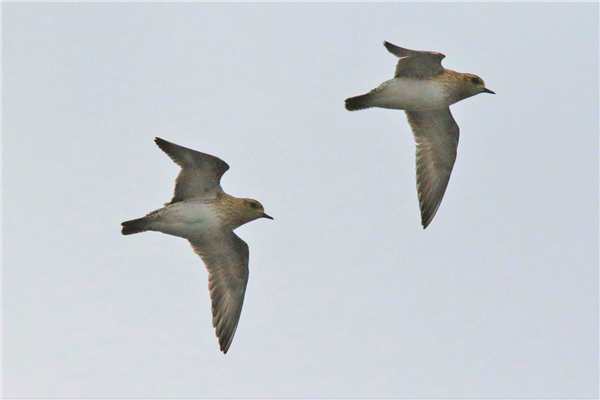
top-left (121, 137), bottom-right (273, 354)
top-left (345, 41), bottom-right (495, 228)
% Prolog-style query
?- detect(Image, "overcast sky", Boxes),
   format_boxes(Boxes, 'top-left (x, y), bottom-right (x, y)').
top-left (3, 2), bottom-right (598, 399)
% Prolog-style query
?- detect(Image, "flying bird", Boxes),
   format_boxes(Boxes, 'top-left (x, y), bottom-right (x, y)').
top-left (345, 41), bottom-right (495, 228)
top-left (121, 137), bottom-right (273, 354)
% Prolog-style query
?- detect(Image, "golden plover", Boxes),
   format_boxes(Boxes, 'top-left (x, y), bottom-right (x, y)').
top-left (345, 41), bottom-right (495, 228)
top-left (121, 137), bottom-right (272, 354)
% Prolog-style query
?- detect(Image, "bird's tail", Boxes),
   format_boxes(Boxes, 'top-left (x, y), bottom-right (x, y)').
top-left (345, 94), bottom-right (372, 111)
top-left (121, 217), bottom-right (149, 235)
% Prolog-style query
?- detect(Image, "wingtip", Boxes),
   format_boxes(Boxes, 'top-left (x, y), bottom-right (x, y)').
top-left (420, 207), bottom-right (437, 229)
top-left (419, 203), bottom-right (436, 229)
top-left (382, 41), bottom-right (411, 58)
top-left (214, 317), bottom-right (238, 355)
top-left (154, 137), bottom-right (166, 151)
top-left (218, 336), bottom-right (233, 354)
top-left (421, 217), bottom-right (431, 229)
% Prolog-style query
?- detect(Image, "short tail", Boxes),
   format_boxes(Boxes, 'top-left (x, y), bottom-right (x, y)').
top-left (344, 94), bottom-right (372, 111)
top-left (121, 217), bottom-right (149, 235)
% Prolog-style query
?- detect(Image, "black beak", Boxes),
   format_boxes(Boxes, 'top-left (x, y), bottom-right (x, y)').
top-left (482, 88), bottom-right (495, 94)
top-left (262, 213), bottom-right (274, 220)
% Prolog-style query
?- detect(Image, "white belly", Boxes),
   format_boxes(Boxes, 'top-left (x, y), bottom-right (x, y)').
top-left (147, 202), bottom-right (222, 239)
top-left (369, 78), bottom-right (447, 110)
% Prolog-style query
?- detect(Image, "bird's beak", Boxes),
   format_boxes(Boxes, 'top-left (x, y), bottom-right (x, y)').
top-left (482, 88), bottom-right (495, 94)
top-left (262, 213), bottom-right (274, 220)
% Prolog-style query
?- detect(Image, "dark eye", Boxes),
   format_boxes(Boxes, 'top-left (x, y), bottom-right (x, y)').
top-left (249, 202), bottom-right (258, 209)
top-left (471, 77), bottom-right (480, 84)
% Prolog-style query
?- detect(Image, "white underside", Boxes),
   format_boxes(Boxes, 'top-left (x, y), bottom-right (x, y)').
top-left (368, 78), bottom-right (448, 110)
top-left (147, 201), bottom-right (222, 240)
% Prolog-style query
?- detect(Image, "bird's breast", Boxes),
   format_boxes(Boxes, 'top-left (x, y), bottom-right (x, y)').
top-left (370, 78), bottom-right (448, 110)
top-left (147, 202), bottom-right (223, 239)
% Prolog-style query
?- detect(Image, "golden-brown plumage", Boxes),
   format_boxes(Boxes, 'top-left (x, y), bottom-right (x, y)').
top-left (345, 41), bottom-right (494, 228)
top-left (121, 138), bottom-right (272, 353)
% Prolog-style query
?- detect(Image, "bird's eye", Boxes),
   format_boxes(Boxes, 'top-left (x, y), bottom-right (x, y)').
top-left (471, 77), bottom-right (480, 84)
top-left (249, 202), bottom-right (258, 209)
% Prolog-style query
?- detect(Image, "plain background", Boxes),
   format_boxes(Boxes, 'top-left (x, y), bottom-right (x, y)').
top-left (3, 2), bottom-right (598, 399)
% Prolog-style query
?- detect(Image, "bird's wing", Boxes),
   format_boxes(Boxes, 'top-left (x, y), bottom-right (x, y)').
top-left (189, 231), bottom-right (249, 354)
top-left (155, 137), bottom-right (230, 204)
top-left (383, 41), bottom-right (445, 78)
top-left (405, 108), bottom-right (459, 229)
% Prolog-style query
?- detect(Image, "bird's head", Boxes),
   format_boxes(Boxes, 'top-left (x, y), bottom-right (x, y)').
top-left (241, 199), bottom-right (273, 222)
top-left (463, 73), bottom-right (495, 97)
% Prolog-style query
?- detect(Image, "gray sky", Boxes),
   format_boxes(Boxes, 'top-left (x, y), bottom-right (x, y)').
top-left (3, 2), bottom-right (598, 398)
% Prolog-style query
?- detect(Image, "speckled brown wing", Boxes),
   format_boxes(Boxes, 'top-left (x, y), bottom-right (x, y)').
top-left (405, 108), bottom-right (459, 229)
top-left (383, 41), bottom-right (445, 79)
top-left (155, 137), bottom-right (230, 204)
top-left (189, 232), bottom-right (249, 354)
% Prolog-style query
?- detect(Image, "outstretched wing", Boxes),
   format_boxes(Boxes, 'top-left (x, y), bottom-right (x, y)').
top-left (155, 137), bottom-right (230, 204)
top-left (189, 232), bottom-right (249, 354)
top-left (405, 108), bottom-right (459, 229)
top-left (383, 41), bottom-right (445, 79)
